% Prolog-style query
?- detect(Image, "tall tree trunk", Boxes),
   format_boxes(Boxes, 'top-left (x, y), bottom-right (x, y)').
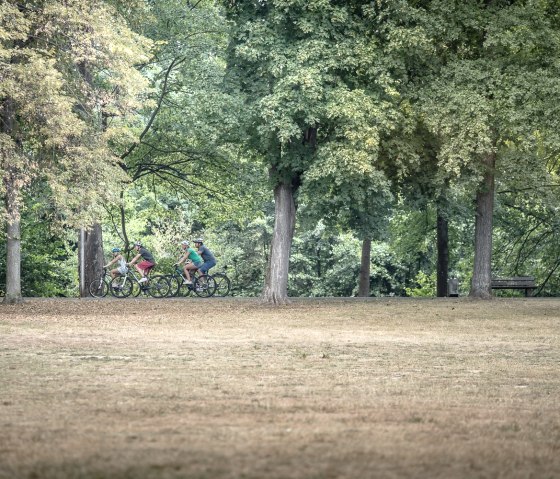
top-left (119, 192), bottom-right (130, 257)
top-left (262, 181), bottom-right (296, 304)
top-left (4, 167), bottom-right (23, 304)
top-left (436, 207), bottom-right (449, 297)
top-left (75, 61), bottom-right (106, 297)
top-left (358, 238), bottom-right (371, 297)
top-left (470, 152), bottom-right (496, 299)
top-left (2, 96), bottom-right (23, 304)
top-left (78, 224), bottom-right (104, 297)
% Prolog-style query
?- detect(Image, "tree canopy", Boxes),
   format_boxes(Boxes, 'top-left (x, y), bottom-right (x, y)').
top-left (2, 0), bottom-right (560, 302)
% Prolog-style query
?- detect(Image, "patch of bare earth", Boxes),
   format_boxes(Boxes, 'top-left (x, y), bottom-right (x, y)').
top-left (0, 297), bottom-right (559, 478)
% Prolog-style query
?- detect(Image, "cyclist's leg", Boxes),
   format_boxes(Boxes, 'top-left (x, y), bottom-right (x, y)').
top-left (185, 262), bottom-right (198, 283)
top-left (137, 261), bottom-right (154, 282)
top-left (141, 266), bottom-right (153, 285)
top-left (182, 264), bottom-right (190, 282)
top-left (111, 269), bottom-right (120, 288)
top-left (193, 262), bottom-right (206, 284)
top-left (198, 260), bottom-right (215, 282)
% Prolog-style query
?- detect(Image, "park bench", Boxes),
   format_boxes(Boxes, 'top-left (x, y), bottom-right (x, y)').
top-left (491, 276), bottom-right (536, 297)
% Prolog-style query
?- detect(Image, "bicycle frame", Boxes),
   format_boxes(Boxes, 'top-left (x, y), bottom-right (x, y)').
top-left (88, 268), bottom-right (111, 298)
top-left (111, 267), bottom-right (169, 298)
top-left (113, 269), bottom-right (140, 286)
top-left (167, 265), bottom-right (216, 298)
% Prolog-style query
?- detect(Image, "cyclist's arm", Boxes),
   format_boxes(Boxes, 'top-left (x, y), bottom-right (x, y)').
top-left (104, 257), bottom-right (117, 268)
top-left (128, 253), bottom-right (141, 265)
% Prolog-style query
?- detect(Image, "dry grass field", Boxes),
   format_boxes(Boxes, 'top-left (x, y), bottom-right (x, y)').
top-left (0, 297), bottom-right (559, 479)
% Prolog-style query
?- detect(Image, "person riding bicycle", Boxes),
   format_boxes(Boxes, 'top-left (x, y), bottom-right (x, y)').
top-left (128, 241), bottom-right (156, 283)
top-left (104, 247), bottom-right (128, 280)
top-left (194, 238), bottom-right (216, 275)
top-left (177, 240), bottom-right (203, 285)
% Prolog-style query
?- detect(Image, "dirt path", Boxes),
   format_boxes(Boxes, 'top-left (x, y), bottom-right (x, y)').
top-left (1, 297), bottom-right (559, 478)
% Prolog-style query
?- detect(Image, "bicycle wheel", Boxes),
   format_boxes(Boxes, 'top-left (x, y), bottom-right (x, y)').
top-left (193, 274), bottom-right (217, 298)
top-left (164, 275), bottom-right (178, 297)
top-left (147, 275), bottom-right (171, 298)
top-left (172, 274), bottom-right (192, 297)
top-left (88, 277), bottom-right (109, 298)
top-left (176, 281), bottom-right (192, 297)
top-left (111, 276), bottom-right (134, 298)
top-left (211, 273), bottom-right (231, 297)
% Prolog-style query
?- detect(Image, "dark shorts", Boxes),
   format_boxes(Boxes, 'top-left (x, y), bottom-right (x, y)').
top-left (199, 259), bottom-right (216, 274)
top-left (138, 260), bottom-right (155, 273)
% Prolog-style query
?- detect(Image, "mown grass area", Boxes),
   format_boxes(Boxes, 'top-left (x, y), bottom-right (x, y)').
top-left (0, 297), bottom-right (559, 479)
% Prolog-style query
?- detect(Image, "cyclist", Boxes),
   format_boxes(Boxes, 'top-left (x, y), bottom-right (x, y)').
top-left (128, 241), bottom-right (156, 283)
top-left (104, 247), bottom-right (128, 280)
top-left (194, 238), bottom-right (216, 275)
top-left (177, 240), bottom-right (203, 285)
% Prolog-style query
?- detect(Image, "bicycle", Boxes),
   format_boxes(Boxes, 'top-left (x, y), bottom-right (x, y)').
top-left (210, 270), bottom-right (231, 297)
top-left (110, 267), bottom-right (170, 298)
top-left (164, 264), bottom-right (217, 298)
top-left (88, 268), bottom-right (111, 298)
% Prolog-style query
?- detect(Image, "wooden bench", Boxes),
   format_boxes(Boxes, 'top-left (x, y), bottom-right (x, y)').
top-left (491, 276), bottom-right (536, 297)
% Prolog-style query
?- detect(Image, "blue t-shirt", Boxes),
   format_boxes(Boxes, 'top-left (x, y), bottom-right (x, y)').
top-left (198, 245), bottom-right (215, 263)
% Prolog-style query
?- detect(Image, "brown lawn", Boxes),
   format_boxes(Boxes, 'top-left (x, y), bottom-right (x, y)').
top-left (0, 297), bottom-right (559, 479)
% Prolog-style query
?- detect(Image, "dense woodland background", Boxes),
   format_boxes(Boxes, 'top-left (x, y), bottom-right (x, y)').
top-left (2, 0), bottom-right (560, 302)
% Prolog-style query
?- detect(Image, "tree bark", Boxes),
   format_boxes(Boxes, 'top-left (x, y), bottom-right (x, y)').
top-left (78, 224), bottom-right (104, 297)
top-left (436, 207), bottom-right (449, 297)
top-left (2, 95), bottom-right (23, 304)
top-left (470, 152), bottom-right (496, 299)
top-left (119, 192), bottom-right (130, 256)
top-left (262, 181), bottom-right (296, 304)
top-left (75, 60), bottom-right (107, 298)
top-left (358, 238), bottom-right (371, 297)
top-left (4, 168), bottom-right (23, 304)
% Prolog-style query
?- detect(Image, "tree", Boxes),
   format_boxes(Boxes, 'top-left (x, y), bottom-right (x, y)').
top-left (0, 0), bottom-right (151, 302)
top-left (301, 159), bottom-right (393, 297)
top-left (103, 0), bottom-right (253, 257)
top-left (223, 0), bottom-right (424, 303)
top-left (418, 0), bottom-right (560, 298)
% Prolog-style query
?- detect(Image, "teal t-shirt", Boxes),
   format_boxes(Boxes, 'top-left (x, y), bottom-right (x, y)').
top-left (187, 248), bottom-right (202, 264)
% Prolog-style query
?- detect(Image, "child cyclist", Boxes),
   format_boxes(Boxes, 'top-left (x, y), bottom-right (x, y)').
top-left (177, 240), bottom-right (203, 284)
top-left (104, 247), bottom-right (128, 280)
top-left (128, 241), bottom-right (156, 283)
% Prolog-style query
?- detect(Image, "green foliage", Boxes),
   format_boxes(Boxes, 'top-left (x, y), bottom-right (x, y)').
top-left (287, 222), bottom-right (411, 297)
top-left (289, 226), bottom-right (360, 297)
top-left (405, 271), bottom-right (436, 297)
top-left (0, 189), bottom-right (79, 297)
top-left (0, 0), bottom-right (152, 226)
top-left (5, 0), bottom-right (560, 300)
top-left (223, 0), bottom-right (415, 183)
top-left (417, 0), bottom-right (560, 179)
top-left (118, 0), bottom-right (242, 202)
top-left (492, 154), bottom-right (560, 296)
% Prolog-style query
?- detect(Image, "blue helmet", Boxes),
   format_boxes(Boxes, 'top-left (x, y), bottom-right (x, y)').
top-left (111, 247), bottom-right (121, 253)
